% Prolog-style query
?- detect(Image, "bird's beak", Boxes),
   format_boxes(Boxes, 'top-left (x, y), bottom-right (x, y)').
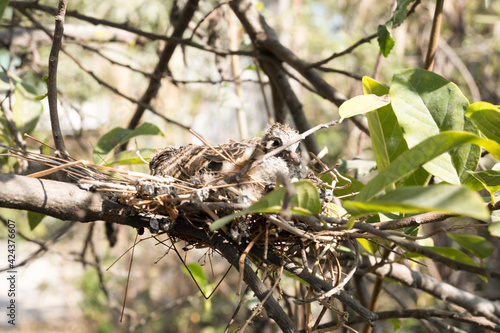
top-left (287, 151), bottom-right (301, 165)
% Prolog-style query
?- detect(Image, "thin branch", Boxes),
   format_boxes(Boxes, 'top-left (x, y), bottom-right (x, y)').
top-left (424, 0), bottom-right (444, 70)
top-left (346, 308), bottom-right (500, 331)
top-left (355, 222), bottom-right (500, 279)
top-left (8, 1), bottom-right (255, 58)
top-left (47, 0), bottom-right (69, 155)
top-left (370, 261), bottom-right (500, 326)
top-left (229, 0), bottom-right (347, 108)
top-left (307, 33), bottom-right (378, 70)
top-left (17, 9), bottom-right (195, 135)
top-left (123, 0), bottom-right (200, 139)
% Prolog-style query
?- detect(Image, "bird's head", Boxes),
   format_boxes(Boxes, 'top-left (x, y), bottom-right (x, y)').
top-left (261, 123), bottom-right (300, 164)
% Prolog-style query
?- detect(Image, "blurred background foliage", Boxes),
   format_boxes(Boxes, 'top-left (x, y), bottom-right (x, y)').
top-left (1, 0), bottom-right (499, 331)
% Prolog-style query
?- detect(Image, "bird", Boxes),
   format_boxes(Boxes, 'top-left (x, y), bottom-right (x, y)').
top-left (149, 123), bottom-right (306, 199)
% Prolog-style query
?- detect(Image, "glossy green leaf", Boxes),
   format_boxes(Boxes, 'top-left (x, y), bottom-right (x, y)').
top-left (377, 24), bottom-right (394, 57)
top-left (93, 122), bottom-right (164, 163)
top-left (390, 69), bottom-right (480, 185)
top-left (346, 185), bottom-right (489, 221)
top-left (363, 77), bottom-right (407, 171)
top-left (466, 102), bottom-right (500, 143)
top-left (28, 211), bottom-right (45, 230)
top-left (447, 234), bottom-right (494, 259)
top-left (210, 180), bottom-right (321, 231)
top-left (338, 94), bottom-right (390, 122)
top-left (465, 170), bottom-right (500, 203)
top-left (355, 131), bottom-right (500, 202)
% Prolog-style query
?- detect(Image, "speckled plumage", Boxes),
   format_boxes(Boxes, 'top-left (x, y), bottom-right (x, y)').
top-left (149, 124), bottom-right (306, 197)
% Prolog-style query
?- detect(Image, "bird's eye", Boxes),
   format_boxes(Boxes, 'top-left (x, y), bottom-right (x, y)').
top-left (271, 138), bottom-right (282, 148)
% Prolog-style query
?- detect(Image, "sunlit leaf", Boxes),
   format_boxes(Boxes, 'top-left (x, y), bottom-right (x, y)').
top-left (363, 76), bottom-right (407, 171)
top-left (390, 69), bottom-right (480, 185)
top-left (12, 82), bottom-right (43, 135)
top-left (339, 94), bottom-right (390, 122)
top-left (466, 102), bottom-right (500, 143)
top-left (488, 222), bottom-right (500, 238)
top-left (355, 131), bottom-right (500, 202)
top-left (346, 185), bottom-right (489, 221)
top-left (210, 180), bottom-right (321, 231)
top-left (465, 170), bottom-right (500, 204)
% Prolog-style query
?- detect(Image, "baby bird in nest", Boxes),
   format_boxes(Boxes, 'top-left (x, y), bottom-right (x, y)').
top-left (149, 123), bottom-right (306, 199)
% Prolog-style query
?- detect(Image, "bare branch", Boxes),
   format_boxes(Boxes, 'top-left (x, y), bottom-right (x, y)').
top-left (0, 173), bottom-right (149, 228)
top-left (371, 261), bottom-right (500, 325)
top-left (47, 0), bottom-right (69, 155)
top-left (124, 0), bottom-right (201, 137)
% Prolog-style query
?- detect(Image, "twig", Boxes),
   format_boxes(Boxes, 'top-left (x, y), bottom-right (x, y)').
top-left (123, 0), bottom-right (201, 149)
top-left (8, 1), bottom-right (256, 58)
top-left (307, 33), bottom-right (378, 69)
top-left (371, 261), bottom-right (500, 325)
top-left (47, 0), bottom-right (69, 155)
top-left (354, 222), bottom-right (500, 279)
top-left (424, 0), bottom-right (444, 70)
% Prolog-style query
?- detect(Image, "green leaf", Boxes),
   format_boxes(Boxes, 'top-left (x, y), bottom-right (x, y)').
top-left (327, 173), bottom-right (364, 200)
top-left (488, 222), bottom-right (500, 237)
top-left (181, 263), bottom-right (208, 286)
top-left (12, 82), bottom-right (43, 135)
top-left (466, 102), bottom-right (500, 143)
top-left (392, 0), bottom-right (415, 26)
top-left (426, 246), bottom-right (479, 267)
top-left (357, 238), bottom-right (378, 254)
top-left (210, 180), bottom-right (321, 231)
top-left (93, 122), bottom-right (164, 163)
top-left (0, 0), bottom-right (8, 21)
top-left (363, 77), bottom-right (407, 171)
top-left (390, 69), bottom-right (479, 185)
top-left (292, 180), bottom-right (322, 215)
top-left (338, 94), bottom-right (391, 122)
top-left (377, 24), bottom-right (394, 57)
top-left (345, 185), bottom-right (489, 221)
top-left (106, 148), bottom-right (157, 166)
top-left (447, 234), bottom-right (494, 259)
top-left (28, 211), bottom-right (45, 230)
top-left (465, 170), bottom-right (500, 203)
top-left (355, 131), bottom-right (500, 202)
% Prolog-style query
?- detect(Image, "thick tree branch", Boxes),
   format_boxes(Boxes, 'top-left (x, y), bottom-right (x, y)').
top-left (0, 173), bottom-right (149, 228)
top-left (229, 0), bottom-right (347, 107)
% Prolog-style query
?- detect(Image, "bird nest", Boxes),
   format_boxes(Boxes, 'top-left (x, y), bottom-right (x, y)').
top-left (4, 144), bottom-right (352, 253)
